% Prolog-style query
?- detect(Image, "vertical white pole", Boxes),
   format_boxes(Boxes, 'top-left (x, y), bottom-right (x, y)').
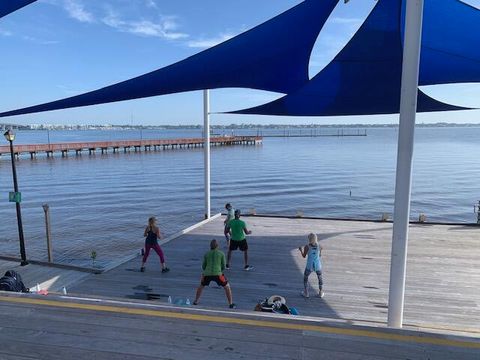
top-left (388, 0), bottom-right (424, 328)
top-left (203, 89), bottom-right (211, 219)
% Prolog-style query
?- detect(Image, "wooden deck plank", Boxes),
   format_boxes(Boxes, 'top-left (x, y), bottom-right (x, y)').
top-left (0, 260), bottom-right (90, 292)
top-left (0, 305), bottom-right (303, 359)
top-left (0, 296), bottom-right (478, 360)
top-left (69, 216), bottom-right (480, 332)
top-left (2, 216), bottom-right (478, 358)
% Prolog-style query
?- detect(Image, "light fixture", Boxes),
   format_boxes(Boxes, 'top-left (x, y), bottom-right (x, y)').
top-left (4, 129), bottom-right (15, 142)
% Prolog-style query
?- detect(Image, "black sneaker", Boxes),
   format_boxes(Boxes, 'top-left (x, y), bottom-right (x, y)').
top-left (193, 301), bottom-right (198, 306)
top-left (140, 267), bottom-right (145, 272)
top-left (161, 267), bottom-right (170, 273)
top-left (229, 303), bottom-right (236, 309)
top-left (244, 265), bottom-right (253, 271)
top-left (225, 264), bottom-right (230, 270)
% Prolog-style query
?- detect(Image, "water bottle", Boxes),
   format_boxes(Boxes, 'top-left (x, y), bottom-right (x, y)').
top-left (174, 298), bottom-right (183, 305)
top-left (185, 298), bottom-right (191, 306)
top-left (167, 296), bottom-right (172, 304)
top-left (62, 287), bottom-right (67, 295)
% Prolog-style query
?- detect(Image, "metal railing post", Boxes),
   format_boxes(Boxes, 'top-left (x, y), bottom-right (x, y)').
top-left (42, 204), bottom-right (53, 263)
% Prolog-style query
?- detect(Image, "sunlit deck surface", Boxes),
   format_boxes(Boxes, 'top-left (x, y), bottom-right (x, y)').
top-left (1, 216), bottom-right (479, 359)
top-left (70, 215), bottom-right (480, 333)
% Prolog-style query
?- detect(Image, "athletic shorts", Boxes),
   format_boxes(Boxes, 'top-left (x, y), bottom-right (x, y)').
top-left (201, 274), bottom-right (228, 287)
top-left (229, 239), bottom-right (248, 251)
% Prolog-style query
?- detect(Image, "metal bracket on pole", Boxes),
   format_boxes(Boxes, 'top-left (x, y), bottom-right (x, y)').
top-left (387, 0), bottom-right (424, 328)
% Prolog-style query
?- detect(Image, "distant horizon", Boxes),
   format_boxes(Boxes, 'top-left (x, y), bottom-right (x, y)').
top-left (3, 122), bottom-right (480, 130)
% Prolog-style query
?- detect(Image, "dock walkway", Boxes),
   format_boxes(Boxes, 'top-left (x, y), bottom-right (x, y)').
top-left (0, 292), bottom-right (478, 359)
top-left (0, 259), bottom-right (90, 292)
top-left (1, 216), bottom-right (478, 359)
top-left (0, 135), bottom-right (262, 159)
top-left (69, 216), bottom-right (480, 334)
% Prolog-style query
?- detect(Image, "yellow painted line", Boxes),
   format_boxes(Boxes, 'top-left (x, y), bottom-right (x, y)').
top-left (0, 296), bottom-right (479, 349)
top-left (405, 322), bottom-right (480, 336)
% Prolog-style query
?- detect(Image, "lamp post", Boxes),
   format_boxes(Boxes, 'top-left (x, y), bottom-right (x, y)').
top-left (4, 129), bottom-right (28, 266)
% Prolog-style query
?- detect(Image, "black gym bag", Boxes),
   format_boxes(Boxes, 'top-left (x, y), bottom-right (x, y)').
top-left (0, 270), bottom-right (29, 293)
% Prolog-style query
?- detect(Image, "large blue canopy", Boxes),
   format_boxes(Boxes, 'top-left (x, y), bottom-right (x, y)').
top-left (419, 0), bottom-right (480, 85)
top-left (0, 0), bottom-right (339, 118)
top-left (234, 0), bottom-right (471, 116)
top-left (0, 0), bottom-right (36, 18)
top-left (0, 0), bottom-right (477, 118)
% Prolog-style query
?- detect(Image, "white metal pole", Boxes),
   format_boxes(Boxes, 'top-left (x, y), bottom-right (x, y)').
top-left (203, 89), bottom-right (211, 219)
top-left (387, 0), bottom-right (424, 328)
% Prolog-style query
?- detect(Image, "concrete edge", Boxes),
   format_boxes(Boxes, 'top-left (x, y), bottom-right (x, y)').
top-left (100, 213), bottom-right (223, 273)
top-left (1, 292), bottom-right (479, 345)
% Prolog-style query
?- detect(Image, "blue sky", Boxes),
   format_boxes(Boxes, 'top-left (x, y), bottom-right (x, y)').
top-left (0, 0), bottom-right (479, 126)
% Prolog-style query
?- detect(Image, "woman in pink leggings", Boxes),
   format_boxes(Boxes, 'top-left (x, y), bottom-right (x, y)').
top-left (140, 217), bottom-right (170, 273)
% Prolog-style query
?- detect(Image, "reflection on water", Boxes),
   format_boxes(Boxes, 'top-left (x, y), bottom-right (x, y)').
top-left (0, 127), bottom-right (478, 265)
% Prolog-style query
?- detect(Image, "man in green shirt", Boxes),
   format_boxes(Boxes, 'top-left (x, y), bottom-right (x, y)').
top-left (226, 209), bottom-right (253, 271)
top-left (193, 239), bottom-right (236, 308)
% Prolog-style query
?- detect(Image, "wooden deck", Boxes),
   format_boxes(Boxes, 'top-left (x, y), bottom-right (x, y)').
top-left (0, 292), bottom-right (478, 360)
top-left (0, 259), bottom-right (90, 292)
top-left (68, 216), bottom-right (480, 334)
top-left (0, 216), bottom-right (479, 359)
top-left (0, 136), bottom-right (262, 158)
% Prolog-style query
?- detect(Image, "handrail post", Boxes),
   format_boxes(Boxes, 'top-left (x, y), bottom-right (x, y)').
top-left (42, 204), bottom-right (53, 263)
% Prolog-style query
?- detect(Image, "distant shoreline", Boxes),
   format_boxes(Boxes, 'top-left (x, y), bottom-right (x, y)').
top-left (2, 122), bottom-right (480, 131)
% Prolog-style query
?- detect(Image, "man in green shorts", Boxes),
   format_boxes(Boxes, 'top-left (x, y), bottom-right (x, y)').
top-left (193, 239), bottom-right (236, 309)
top-left (226, 209), bottom-right (253, 271)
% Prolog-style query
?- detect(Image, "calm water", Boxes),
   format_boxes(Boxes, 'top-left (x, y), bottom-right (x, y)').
top-left (0, 127), bottom-right (478, 265)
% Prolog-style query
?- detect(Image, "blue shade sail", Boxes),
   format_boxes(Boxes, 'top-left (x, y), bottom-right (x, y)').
top-left (0, 0), bottom-right (36, 18)
top-left (233, 0), bottom-right (469, 116)
top-left (419, 0), bottom-right (480, 85)
top-left (0, 0), bottom-right (339, 118)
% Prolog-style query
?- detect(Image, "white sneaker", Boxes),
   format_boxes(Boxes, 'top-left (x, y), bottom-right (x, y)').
top-left (317, 291), bottom-right (325, 298)
top-left (300, 291), bottom-right (309, 298)
top-left (244, 265), bottom-right (253, 271)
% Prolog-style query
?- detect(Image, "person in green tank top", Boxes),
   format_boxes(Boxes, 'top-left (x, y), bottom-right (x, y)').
top-left (226, 209), bottom-right (253, 271)
top-left (193, 239), bottom-right (236, 309)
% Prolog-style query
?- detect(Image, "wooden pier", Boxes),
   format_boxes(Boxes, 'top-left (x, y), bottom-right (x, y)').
top-left (0, 136), bottom-right (262, 159)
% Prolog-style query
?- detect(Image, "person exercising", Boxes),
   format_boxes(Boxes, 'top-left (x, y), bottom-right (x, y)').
top-left (226, 209), bottom-right (253, 271)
